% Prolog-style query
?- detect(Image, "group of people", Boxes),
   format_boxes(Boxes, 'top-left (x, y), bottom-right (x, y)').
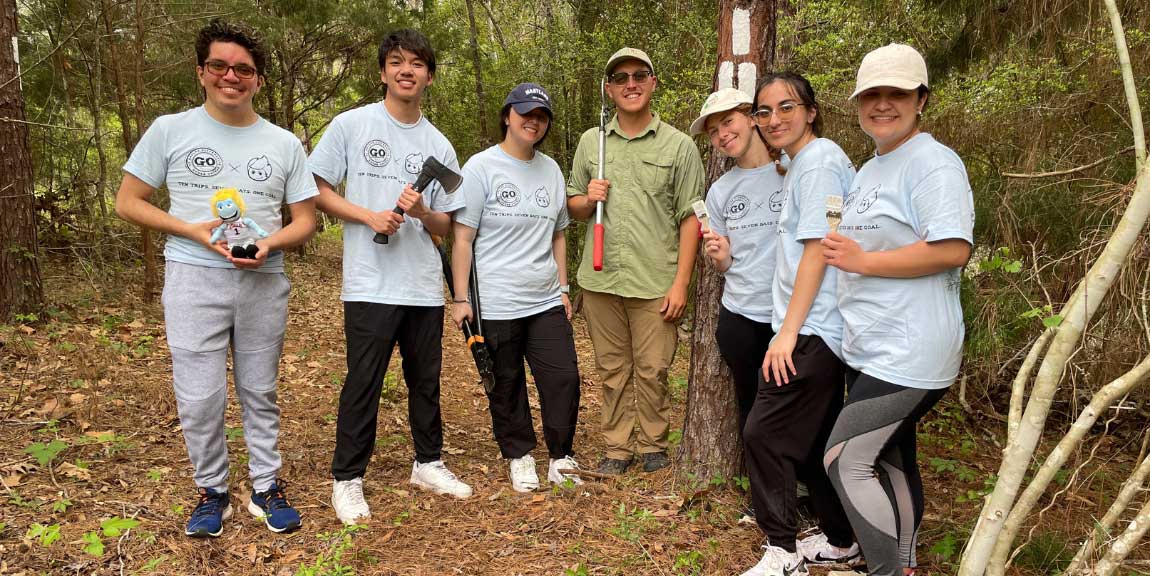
top-left (114, 17), bottom-right (973, 576)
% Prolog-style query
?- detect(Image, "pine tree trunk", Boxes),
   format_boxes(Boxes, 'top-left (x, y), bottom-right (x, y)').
top-left (0, 0), bottom-right (45, 319)
top-left (680, 0), bottom-right (777, 479)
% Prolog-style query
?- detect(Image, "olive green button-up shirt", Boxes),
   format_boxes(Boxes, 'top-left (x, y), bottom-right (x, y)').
top-left (567, 113), bottom-right (704, 299)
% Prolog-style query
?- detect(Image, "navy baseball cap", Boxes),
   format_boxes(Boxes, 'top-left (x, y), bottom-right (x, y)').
top-left (504, 83), bottom-right (553, 117)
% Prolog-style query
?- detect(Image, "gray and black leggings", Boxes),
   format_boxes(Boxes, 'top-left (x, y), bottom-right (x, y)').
top-left (823, 370), bottom-right (947, 576)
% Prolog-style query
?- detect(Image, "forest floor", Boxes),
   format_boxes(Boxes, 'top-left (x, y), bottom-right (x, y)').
top-left (2, 236), bottom-right (1148, 576)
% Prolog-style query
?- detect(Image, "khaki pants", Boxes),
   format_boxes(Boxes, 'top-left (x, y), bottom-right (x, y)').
top-left (582, 290), bottom-right (678, 459)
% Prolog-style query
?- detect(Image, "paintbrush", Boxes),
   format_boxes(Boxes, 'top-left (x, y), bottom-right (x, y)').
top-left (692, 199), bottom-right (710, 232)
top-left (826, 195), bottom-right (843, 233)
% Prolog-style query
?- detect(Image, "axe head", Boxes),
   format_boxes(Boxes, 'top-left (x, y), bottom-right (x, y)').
top-left (413, 156), bottom-right (463, 194)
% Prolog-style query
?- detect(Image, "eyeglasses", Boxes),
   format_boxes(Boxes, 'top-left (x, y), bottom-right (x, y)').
top-left (203, 60), bottom-right (258, 80)
top-left (607, 70), bottom-right (654, 86)
top-left (750, 102), bottom-right (804, 125)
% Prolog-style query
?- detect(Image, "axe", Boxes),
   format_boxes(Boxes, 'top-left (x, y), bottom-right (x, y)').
top-left (437, 242), bottom-right (495, 393)
top-left (374, 156), bottom-right (463, 244)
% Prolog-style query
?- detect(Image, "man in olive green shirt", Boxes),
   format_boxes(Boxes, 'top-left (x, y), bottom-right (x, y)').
top-left (566, 47), bottom-right (704, 474)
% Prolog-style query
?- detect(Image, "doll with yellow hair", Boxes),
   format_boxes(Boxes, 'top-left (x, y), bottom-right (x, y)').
top-left (209, 188), bottom-right (270, 259)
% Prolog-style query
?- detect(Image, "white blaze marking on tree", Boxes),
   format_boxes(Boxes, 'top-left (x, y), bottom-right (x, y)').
top-left (732, 9), bottom-right (751, 56)
top-left (718, 61), bottom-right (735, 90)
top-left (738, 63), bottom-right (757, 98)
top-left (11, 36), bottom-right (20, 90)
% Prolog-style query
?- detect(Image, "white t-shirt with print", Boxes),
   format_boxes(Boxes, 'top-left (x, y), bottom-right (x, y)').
top-left (308, 103), bottom-right (463, 306)
top-left (123, 106), bottom-right (318, 273)
top-left (454, 145), bottom-right (569, 320)
top-left (772, 138), bottom-right (855, 359)
top-left (706, 162), bottom-right (786, 324)
top-left (837, 132), bottom-right (975, 390)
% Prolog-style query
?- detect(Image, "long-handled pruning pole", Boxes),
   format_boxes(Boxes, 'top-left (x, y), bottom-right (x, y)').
top-left (592, 81), bottom-right (607, 271)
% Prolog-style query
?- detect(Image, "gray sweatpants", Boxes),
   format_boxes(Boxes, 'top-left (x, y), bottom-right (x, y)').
top-left (162, 261), bottom-right (290, 493)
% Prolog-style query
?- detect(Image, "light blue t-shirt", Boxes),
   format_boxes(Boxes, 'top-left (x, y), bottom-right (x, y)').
top-left (308, 103), bottom-right (463, 306)
top-left (837, 133), bottom-right (975, 390)
top-left (455, 145), bottom-right (569, 320)
top-left (772, 138), bottom-right (855, 359)
top-left (706, 162), bottom-right (786, 324)
top-left (122, 106), bottom-right (318, 273)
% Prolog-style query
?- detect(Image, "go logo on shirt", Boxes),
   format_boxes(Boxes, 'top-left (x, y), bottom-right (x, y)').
top-left (363, 140), bottom-right (392, 167)
top-left (496, 183), bottom-right (521, 207)
top-left (725, 194), bottom-right (750, 221)
top-left (186, 148), bottom-right (223, 177)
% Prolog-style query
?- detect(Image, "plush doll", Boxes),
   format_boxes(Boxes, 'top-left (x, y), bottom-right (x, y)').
top-left (208, 188), bottom-right (269, 259)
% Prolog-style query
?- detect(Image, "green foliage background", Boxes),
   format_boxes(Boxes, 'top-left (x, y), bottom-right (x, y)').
top-left (15, 0), bottom-right (1150, 405)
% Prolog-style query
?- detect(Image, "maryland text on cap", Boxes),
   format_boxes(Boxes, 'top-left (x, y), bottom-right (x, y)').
top-left (604, 47), bottom-right (654, 77)
top-left (850, 43), bottom-right (928, 100)
top-left (504, 82), bottom-right (553, 116)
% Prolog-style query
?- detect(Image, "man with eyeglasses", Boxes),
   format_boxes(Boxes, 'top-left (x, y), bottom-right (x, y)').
top-left (566, 48), bottom-right (704, 475)
top-left (115, 19), bottom-right (316, 537)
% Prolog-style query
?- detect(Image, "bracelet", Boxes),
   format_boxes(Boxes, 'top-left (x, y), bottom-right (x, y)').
top-left (452, 298), bottom-right (470, 304)
top-left (559, 284), bottom-right (571, 294)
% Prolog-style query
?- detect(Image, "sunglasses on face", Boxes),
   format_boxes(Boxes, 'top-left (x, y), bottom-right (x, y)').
top-left (607, 70), bottom-right (654, 86)
top-left (203, 60), bottom-right (258, 80)
top-left (750, 102), bottom-right (804, 125)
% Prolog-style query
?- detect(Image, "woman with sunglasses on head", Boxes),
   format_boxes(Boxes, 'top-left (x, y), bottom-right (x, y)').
top-left (739, 72), bottom-right (860, 576)
top-left (820, 45), bottom-right (973, 576)
top-left (451, 83), bottom-right (583, 493)
top-left (690, 88), bottom-right (785, 432)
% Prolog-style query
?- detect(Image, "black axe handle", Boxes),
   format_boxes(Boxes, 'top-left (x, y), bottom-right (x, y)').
top-left (437, 243), bottom-right (495, 392)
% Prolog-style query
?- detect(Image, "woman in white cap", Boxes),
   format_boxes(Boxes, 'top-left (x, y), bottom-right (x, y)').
top-left (451, 82), bottom-right (583, 492)
top-left (821, 44), bottom-right (974, 576)
top-left (739, 71), bottom-right (861, 576)
top-left (691, 87), bottom-right (784, 434)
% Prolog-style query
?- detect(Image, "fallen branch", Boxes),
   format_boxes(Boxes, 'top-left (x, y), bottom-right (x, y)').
top-left (1002, 146), bottom-right (1136, 179)
top-left (558, 468), bottom-right (617, 481)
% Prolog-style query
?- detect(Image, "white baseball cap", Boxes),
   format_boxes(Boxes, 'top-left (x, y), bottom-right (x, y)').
top-left (689, 88), bottom-right (753, 136)
top-left (605, 47), bottom-right (655, 77)
top-left (849, 43), bottom-right (928, 100)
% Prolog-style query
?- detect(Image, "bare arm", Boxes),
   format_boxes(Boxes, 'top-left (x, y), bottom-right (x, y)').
top-left (764, 239), bottom-right (827, 385)
top-left (115, 172), bottom-right (224, 255)
top-left (450, 222), bottom-right (477, 327)
top-left (822, 233), bottom-right (971, 277)
top-left (661, 214), bottom-right (699, 321)
top-left (553, 230), bottom-right (571, 319)
top-left (314, 175), bottom-right (404, 235)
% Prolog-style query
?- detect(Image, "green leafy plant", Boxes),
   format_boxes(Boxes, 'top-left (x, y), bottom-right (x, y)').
top-left (146, 469), bottom-right (163, 482)
top-left (609, 503), bottom-right (655, 543)
top-left (225, 427), bottom-right (244, 442)
top-left (52, 498), bottom-right (73, 513)
top-left (141, 556), bottom-right (167, 572)
top-left (101, 516), bottom-right (140, 537)
top-left (25, 439), bottom-right (68, 467)
top-left (81, 531), bottom-right (104, 556)
top-left (26, 523), bottom-right (61, 547)
top-left (930, 531), bottom-right (959, 562)
top-left (673, 549), bottom-right (706, 575)
top-left (564, 565), bottom-right (589, 576)
top-left (295, 524), bottom-right (364, 576)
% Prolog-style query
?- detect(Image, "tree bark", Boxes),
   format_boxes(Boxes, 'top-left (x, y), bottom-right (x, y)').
top-left (680, 0), bottom-right (777, 479)
top-left (0, 0), bottom-right (45, 319)
top-left (133, 0), bottom-right (156, 302)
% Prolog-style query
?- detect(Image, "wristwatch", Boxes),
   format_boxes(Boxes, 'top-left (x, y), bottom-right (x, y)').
top-left (559, 284), bottom-right (571, 294)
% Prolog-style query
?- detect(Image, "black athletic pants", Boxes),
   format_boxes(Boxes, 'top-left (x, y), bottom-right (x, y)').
top-left (743, 334), bottom-right (854, 553)
top-left (332, 302), bottom-right (444, 480)
top-left (716, 306), bottom-right (775, 430)
top-left (484, 306), bottom-right (581, 460)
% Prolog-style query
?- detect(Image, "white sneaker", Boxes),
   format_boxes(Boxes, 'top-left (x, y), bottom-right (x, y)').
top-left (740, 545), bottom-right (809, 576)
top-left (547, 456), bottom-right (584, 486)
top-left (331, 477), bottom-right (370, 525)
top-left (509, 455), bottom-right (540, 492)
top-left (797, 533), bottom-right (861, 566)
top-left (409, 460), bottom-right (473, 499)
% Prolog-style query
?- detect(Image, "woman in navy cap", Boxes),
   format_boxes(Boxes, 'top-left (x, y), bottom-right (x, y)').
top-left (450, 83), bottom-right (583, 492)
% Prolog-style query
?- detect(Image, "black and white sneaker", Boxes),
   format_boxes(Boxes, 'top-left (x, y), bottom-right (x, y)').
top-left (797, 533), bottom-right (862, 566)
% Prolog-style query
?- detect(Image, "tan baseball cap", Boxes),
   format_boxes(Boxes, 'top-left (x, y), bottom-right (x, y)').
top-left (689, 88), bottom-right (753, 135)
top-left (849, 43), bottom-right (928, 100)
top-left (605, 47), bottom-right (654, 77)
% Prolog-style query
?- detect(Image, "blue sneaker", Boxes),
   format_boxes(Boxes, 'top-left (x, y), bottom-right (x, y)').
top-left (247, 479), bottom-right (301, 533)
top-left (185, 487), bottom-right (233, 538)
